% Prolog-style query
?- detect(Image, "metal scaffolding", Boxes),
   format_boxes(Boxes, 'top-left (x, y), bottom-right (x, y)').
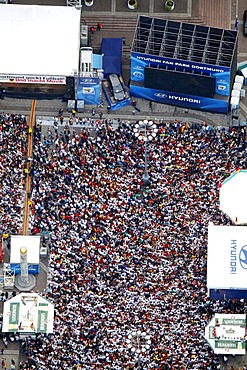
top-left (67, 0), bottom-right (82, 8)
top-left (132, 15), bottom-right (237, 68)
top-left (3, 264), bottom-right (15, 289)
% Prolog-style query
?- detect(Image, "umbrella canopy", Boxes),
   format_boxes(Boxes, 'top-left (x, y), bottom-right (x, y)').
top-left (219, 169), bottom-right (247, 224)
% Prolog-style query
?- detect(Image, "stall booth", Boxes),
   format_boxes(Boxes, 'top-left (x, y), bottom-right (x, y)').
top-left (10, 236), bottom-right (41, 275)
top-left (0, 4), bottom-right (81, 100)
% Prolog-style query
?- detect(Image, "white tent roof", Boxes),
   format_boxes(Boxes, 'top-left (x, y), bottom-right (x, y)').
top-left (2, 293), bottom-right (54, 333)
top-left (0, 4), bottom-right (80, 76)
top-left (10, 235), bottom-right (40, 264)
top-left (205, 314), bottom-right (246, 355)
top-left (219, 170), bottom-right (247, 224)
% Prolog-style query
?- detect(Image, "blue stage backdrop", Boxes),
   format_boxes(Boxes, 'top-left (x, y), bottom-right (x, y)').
top-left (130, 84), bottom-right (229, 114)
top-left (77, 77), bottom-right (100, 105)
top-left (131, 52), bottom-right (231, 97)
top-left (130, 16), bottom-right (238, 114)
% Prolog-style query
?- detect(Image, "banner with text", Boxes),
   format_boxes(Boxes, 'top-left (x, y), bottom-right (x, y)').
top-left (130, 84), bottom-right (229, 114)
top-left (207, 224), bottom-right (247, 289)
top-left (131, 52), bottom-right (231, 96)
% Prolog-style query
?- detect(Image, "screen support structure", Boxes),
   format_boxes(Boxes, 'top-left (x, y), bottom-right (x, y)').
top-left (67, 0), bottom-right (82, 8)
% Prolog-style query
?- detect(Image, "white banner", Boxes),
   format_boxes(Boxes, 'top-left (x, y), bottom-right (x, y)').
top-left (207, 223), bottom-right (247, 289)
top-left (0, 74), bottom-right (66, 84)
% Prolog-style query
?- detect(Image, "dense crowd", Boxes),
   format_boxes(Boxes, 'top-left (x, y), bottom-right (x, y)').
top-left (0, 113), bottom-right (27, 237)
top-left (2, 114), bottom-right (247, 369)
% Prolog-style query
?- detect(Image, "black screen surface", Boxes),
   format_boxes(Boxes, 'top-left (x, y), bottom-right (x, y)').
top-left (144, 67), bottom-right (215, 98)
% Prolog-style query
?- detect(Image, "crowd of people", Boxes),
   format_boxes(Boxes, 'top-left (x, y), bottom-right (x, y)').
top-left (0, 113), bottom-right (27, 238)
top-left (2, 113), bottom-right (247, 369)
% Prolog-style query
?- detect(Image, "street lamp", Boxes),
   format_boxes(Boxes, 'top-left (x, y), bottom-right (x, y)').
top-left (126, 330), bottom-right (151, 369)
top-left (133, 120), bottom-right (158, 186)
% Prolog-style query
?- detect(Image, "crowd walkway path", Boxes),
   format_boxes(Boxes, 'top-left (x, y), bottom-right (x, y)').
top-left (23, 100), bottom-right (36, 236)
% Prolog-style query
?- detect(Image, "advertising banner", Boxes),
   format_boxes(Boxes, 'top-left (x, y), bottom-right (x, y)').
top-left (130, 84), bottom-right (229, 114)
top-left (77, 77), bottom-right (100, 105)
top-left (37, 310), bottom-right (48, 333)
top-left (9, 303), bottom-right (20, 327)
top-left (207, 224), bottom-right (247, 289)
top-left (131, 52), bottom-right (231, 96)
top-left (0, 74), bottom-right (66, 84)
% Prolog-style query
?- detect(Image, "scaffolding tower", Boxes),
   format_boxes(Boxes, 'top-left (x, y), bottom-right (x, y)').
top-left (67, 0), bottom-right (82, 8)
top-left (132, 15), bottom-right (237, 68)
top-left (3, 263), bottom-right (15, 289)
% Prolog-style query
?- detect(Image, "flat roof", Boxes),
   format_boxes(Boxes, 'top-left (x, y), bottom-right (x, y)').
top-left (10, 235), bottom-right (40, 264)
top-left (0, 4), bottom-right (81, 76)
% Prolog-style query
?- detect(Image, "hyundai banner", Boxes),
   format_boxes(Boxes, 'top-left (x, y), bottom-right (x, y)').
top-left (131, 52), bottom-right (231, 96)
top-left (77, 77), bottom-right (100, 105)
top-left (207, 224), bottom-right (247, 289)
top-left (130, 84), bottom-right (229, 114)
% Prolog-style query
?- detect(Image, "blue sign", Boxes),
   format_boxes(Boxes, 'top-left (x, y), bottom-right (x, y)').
top-left (77, 77), bottom-right (100, 105)
top-left (130, 84), bottom-right (229, 114)
top-left (10, 263), bottom-right (40, 275)
top-left (214, 72), bottom-right (231, 96)
top-left (131, 52), bottom-right (231, 96)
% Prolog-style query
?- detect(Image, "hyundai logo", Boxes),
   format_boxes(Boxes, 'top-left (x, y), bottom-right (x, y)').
top-left (82, 79), bottom-right (94, 83)
top-left (133, 71), bottom-right (144, 79)
top-left (239, 245), bottom-right (247, 269)
top-left (134, 65), bottom-right (143, 70)
top-left (154, 93), bottom-right (167, 98)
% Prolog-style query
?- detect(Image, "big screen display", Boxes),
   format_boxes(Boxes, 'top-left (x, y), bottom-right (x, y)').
top-left (131, 51), bottom-right (231, 96)
top-left (144, 67), bottom-right (215, 98)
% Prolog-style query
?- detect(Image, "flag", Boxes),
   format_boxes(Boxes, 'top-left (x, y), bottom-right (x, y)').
top-left (234, 16), bottom-right (238, 31)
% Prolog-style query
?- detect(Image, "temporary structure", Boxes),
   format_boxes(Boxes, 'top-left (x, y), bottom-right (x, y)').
top-left (219, 169), bottom-right (247, 224)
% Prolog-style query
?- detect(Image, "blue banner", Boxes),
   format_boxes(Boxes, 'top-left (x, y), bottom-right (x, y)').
top-left (10, 263), bottom-right (40, 275)
top-left (77, 77), bottom-right (100, 105)
top-left (130, 84), bottom-right (229, 114)
top-left (131, 52), bottom-right (230, 96)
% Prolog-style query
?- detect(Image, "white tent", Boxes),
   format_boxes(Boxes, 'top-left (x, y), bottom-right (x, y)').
top-left (205, 314), bottom-right (246, 355)
top-left (0, 4), bottom-right (81, 78)
top-left (207, 223), bottom-right (247, 290)
top-left (2, 293), bottom-right (54, 333)
top-left (219, 170), bottom-right (247, 224)
top-left (10, 235), bottom-right (40, 274)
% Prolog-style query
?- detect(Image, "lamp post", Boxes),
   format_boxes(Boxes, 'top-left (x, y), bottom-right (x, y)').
top-left (126, 330), bottom-right (151, 369)
top-left (133, 120), bottom-right (158, 186)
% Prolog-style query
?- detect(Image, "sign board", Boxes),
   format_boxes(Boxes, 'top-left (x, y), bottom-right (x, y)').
top-left (0, 74), bottom-right (66, 84)
top-left (205, 314), bottom-right (246, 355)
top-left (130, 84), bottom-right (229, 114)
top-left (207, 223), bottom-right (247, 289)
top-left (131, 51), bottom-right (231, 96)
top-left (77, 77), bottom-right (100, 105)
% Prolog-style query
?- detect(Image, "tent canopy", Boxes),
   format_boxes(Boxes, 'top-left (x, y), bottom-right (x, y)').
top-left (0, 4), bottom-right (81, 76)
top-left (3, 293), bottom-right (54, 334)
top-left (101, 38), bottom-right (123, 57)
top-left (101, 38), bottom-right (122, 77)
top-left (219, 170), bottom-right (247, 224)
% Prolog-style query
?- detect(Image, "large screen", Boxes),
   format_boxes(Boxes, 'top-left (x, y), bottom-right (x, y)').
top-left (144, 67), bottom-right (215, 98)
